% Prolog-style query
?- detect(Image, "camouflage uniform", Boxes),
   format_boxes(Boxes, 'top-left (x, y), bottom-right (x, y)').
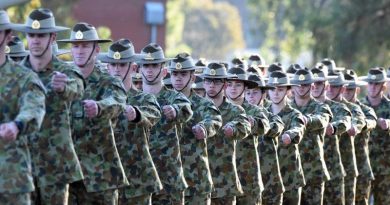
top-left (339, 99), bottom-right (366, 205)
top-left (236, 101), bottom-right (270, 205)
top-left (180, 90), bottom-right (222, 204)
top-left (114, 88), bottom-right (163, 205)
top-left (208, 97), bottom-right (251, 204)
top-left (21, 55), bottom-right (85, 204)
top-left (354, 100), bottom-right (376, 205)
top-left (323, 99), bottom-right (352, 205)
top-left (291, 97), bottom-right (332, 205)
top-left (70, 64), bottom-right (129, 204)
top-left (0, 59), bottom-right (46, 204)
top-left (268, 103), bottom-right (306, 205)
top-left (362, 96), bottom-right (390, 205)
top-left (149, 86), bottom-right (193, 204)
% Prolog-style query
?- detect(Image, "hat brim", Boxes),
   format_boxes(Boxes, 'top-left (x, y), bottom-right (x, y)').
top-left (0, 23), bottom-right (24, 31)
top-left (55, 49), bottom-right (70, 56)
top-left (168, 67), bottom-right (198, 72)
top-left (359, 76), bottom-right (389, 83)
top-left (97, 53), bottom-right (142, 63)
top-left (328, 80), bottom-right (354, 86)
top-left (266, 82), bottom-right (298, 87)
top-left (290, 79), bottom-right (316, 85)
top-left (57, 39), bottom-right (112, 43)
top-left (14, 25), bottom-right (69, 33)
top-left (346, 81), bottom-right (367, 88)
top-left (137, 58), bottom-right (174, 64)
top-left (8, 51), bottom-right (29, 57)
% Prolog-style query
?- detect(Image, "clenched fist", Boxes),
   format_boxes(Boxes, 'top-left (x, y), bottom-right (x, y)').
top-left (83, 100), bottom-right (99, 118)
top-left (125, 105), bottom-right (137, 121)
top-left (0, 122), bottom-right (19, 142)
top-left (378, 118), bottom-right (389, 130)
top-left (163, 105), bottom-right (176, 120)
top-left (52, 71), bottom-right (68, 92)
top-left (192, 124), bottom-right (206, 140)
top-left (282, 133), bottom-right (291, 145)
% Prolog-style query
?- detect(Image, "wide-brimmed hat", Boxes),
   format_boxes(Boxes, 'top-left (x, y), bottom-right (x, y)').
top-left (327, 72), bottom-right (351, 86)
top-left (98, 38), bottom-right (141, 63)
top-left (231, 57), bottom-right (245, 69)
top-left (344, 69), bottom-right (367, 88)
top-left (311, 67), bottom-right (337, 82)
top-left (6, 36), bottom-right (29, 57)
top-left (226, 66), bottom-right (258, 88)
top-left (13, 8), bottom-right (68, 33)
top-left (168, 52), bottom-right (199, 72)
top-left (51, 42), bottom-right (69, 56)
top-left (58, 22), bottom-right (111, 43)
top-left (267, 63), bottom-right (283, 76)
top-left (290, 69), bottom-right (316, 85)
top-left (248, 54), bottom-right (268, 68)
top-left (163, 72), bottom-right (172, 86)
top-left (194, 58), bottom-right (207, 74)
top-left (137, 43), bottom-right (173, 64)
top-left (359, 67), bottom-right (389, 83)
top-left (267, 71), bottom-right (297, 87)
top-left (248, 74), bottom-right (273, 89)
top-left (0, 10), bottom-right (22, 31)
top-left (321, 58), bottom-right (345, 72)
top-left (247, 66), bottom-right (261, 76)
top-left (286, 64), bottom-right (303, 75)
top-left (202, 62), bottom-right (231, 79)
top-left (132, 72), bottom-right (143, 82)
top-left (192, 75), bottom-right (204, 90)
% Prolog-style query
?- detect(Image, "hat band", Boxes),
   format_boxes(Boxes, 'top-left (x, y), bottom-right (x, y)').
top-left (26, 17), bottom-right (55, 29)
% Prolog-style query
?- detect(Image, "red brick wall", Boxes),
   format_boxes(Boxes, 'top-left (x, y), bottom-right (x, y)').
top-left (72, 0), bottom-right (166, 51)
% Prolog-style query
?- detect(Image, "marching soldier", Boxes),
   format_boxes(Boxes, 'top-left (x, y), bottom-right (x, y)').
top-left (290, 69), bottom-right (332, 205)
top-left (60, 22), bottom-right (129, 204)
top-left (266, 71), bottom-right (306, 205)
top-left (0, 10), bottom-right (46, 205)
top-left (201, 63), bottom-right (251, 205)
top-left (170, 53), bottom-right (222, 204)
top-left (343, 70), bottom-right (377, 205)
top-left (360, 68), bottom-right (390, 205)
top-left (138, 44), bottom-right (193, 205)
top-left (225, 66), bottom-right (270, 205)
top-left (15, 8), bottom-right (85, 205)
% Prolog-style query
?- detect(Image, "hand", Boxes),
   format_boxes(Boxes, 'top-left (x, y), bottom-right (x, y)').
top-left (51, 71), bottom-right (68, 92)
top-left (347, 125), bottom-right (357, 136)
top-left (223, 125), bottom-right (234, 138)
top-left (125, 105), bottom-right (137, 121)
top-left (192, 124), bottom-right (206, 140)
top-left (0, 122), bottom-right (19, 141)
top-left (248, 116), bottom-right (255, 128)
top-left (282, 133), bottom-right (291, 145)
top-left (162, 105), bottom-right (176, 120)
top-left (378, 118), bottom-right (389, 130)
top-left (83, 100), bottom-right (99, 118)
top-left (326, 124), bottom-right (334, 136)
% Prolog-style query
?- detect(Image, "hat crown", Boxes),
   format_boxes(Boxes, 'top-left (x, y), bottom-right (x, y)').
top-left (268, 71), bottom-right (290, 86)
top-left (202, 63), bottom-right (228, 77)
top-left (328, 72), bottom-right (347, 85)
top-left (7, 36), bottom-right (26, 54)
top-left (248, 74), bottom-right (267, 87)
top-left (291, 69), bottom-right (314, 84)
top-left (26, 8), bottom-right (57, 30)
top-left (227, 67), bottom-right (248, 81)
top-left (195, 58), bottom-right (207, 67)
top-left (69, 22), bottom-right (100, 41)
top-left (169, 52), bottom-right (196, 70)
top-left (8, 36), bottom-right (22, 46)
top-left (141, 43), bottom-right (166, 61)
top-left (0, 10), bottom-right (11, 25)
top-left (267, 63), bottom-right (283, 74)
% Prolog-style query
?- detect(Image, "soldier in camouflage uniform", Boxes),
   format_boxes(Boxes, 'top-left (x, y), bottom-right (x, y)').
top-left (0, 10), bottom-right (46, 205)
top-left (132, 72), bottom-right (143, 90)
top-left (360, 68), bottom-right (390, 205)
top-left (327, 71), bottom-right (366, 205)
top-left (290, 69), bottom-right (332, 205)
top-left (311, 67), bottom-right (351, 205)
top-left (14, 8), bottom-right (85, 205)
top-left (59, 22), bottom-right (129, 205)
top-left (138, 44), bottom-right (193, 205)
top-left (98, 39), bottom-right (163, 205)
top-left (343, 70), bottom-right (377, 205)
top-left (266, 71), bottom-right (306, 205)
top-left (169, 53), bottom-right (223, 205)
top-left (225, 66), bottom-right (270, 205)
top-left (244, 73), bottom-right (285, 205)
top-left (201, 63), bottom-right (251, 205)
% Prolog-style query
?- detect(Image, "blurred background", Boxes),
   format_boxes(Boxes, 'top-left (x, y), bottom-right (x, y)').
top-left (4, 0), bottom-right (390, 74)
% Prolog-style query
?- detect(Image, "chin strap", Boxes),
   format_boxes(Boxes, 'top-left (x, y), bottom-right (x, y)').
top-left (79, 42), bottom-right (96, 67)
top-left (142, 64), bottom-right (163, 85)
top-left (35, 33), bottom-right (52, 58)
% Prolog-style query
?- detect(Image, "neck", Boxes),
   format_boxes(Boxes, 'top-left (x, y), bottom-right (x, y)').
top-left (79, 62), bottom-right (95, 78)
top-left (143, 82), bottom-right (163, 95)
top-left (123, 78), bottom-right (133, 92)
top-left (271, 99), bottom-right (286, 114)
top-left (29, 52), bottom-right (52, 72)
top-left (208, 94), bottom-right (224, 107)
top-left (368, 95), bottom-right (382, 106)
top-left (0, 52), bottom-right (6, 66)
top-left (314, 94), bottom-right (326, 103)
top-left (230, 95), bottom-right (244, 105)
top-left (294, 95), bottom-right (310, 106)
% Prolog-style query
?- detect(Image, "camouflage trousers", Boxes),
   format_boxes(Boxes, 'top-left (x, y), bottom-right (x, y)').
top-left (282, 187), bottom-right (301, 205)
top-left (152, 191), bottom-right (184, 205)
top-left (301, 181), bottom-right (325, 205)
top-left (118, 193), bottom-right (152, 205)
top-left (236, 192), bottom-right (261, 205)
top-left (0, 192), bottom-right (31, 205)
top-left (262, 193), bottom-right (283, 205)
top-left (324, 177), bottom-right (345, 205)
top-left (355, 177), bottom-right (371, 205)
top-left (371, 174), bottom-right (390, 205)
top-left (68, 180), bottom-right (118, 205)
top-left (210, 196), bottom-right (236, 205)
top-left (185, 193), bottom-right (211, 205)
top-left (31, 182), bottom-right (69, 205)
top-left (344, 175), bottom-right (356, 205)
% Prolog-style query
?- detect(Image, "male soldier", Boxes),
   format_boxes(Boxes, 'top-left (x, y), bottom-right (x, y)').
top-left (311, 67), bottom-right (351, 205)
top-left (15, 8), bottom-right (85, 205)
top-left (266, 71), bottom-right (306, 205)
top-left (170, 53), bottom-right (222, 204)
top-left (244, 72), bottom-right (285, 205)
top-left (225, 66), bottom-right (270, 205)
top-left (6, 36), bottom-right (29, 62)
top-left (360, 68), bottom-right (390, 205)
top-left (59, 22), bottom-right (128, 204)
top-left (0, 10), bottom-right (46, 205)
top-left (327, 72), bottom-right (366, 205)
top-left (290, 69), bottom-right (332, 205)
top-left (132, 72), bottom-right (143, 90)
top-left (138, 43), bottom-right (193, 204)
top-left (98, 39), bottom-right (163, 205)
top-left (201, 63), bottom-right (251, 205)
top-left (343, 70), bottom-right (377, 205)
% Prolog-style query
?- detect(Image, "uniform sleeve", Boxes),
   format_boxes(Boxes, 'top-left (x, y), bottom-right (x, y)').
top-left (198, 101), bottom-right (222, 138)
top-left (306, 103), bottom-right (332, 132)
top-left (171, 92), bottom-right (193, 123)
top-left (58, 66), bottom-right (85, 102)
top-left (264, 110), bottom-right (285, 138)
top-left (360, 103), bottom-right (377, 131)
top-left (15, 73), bottom-right (46, 135)
top-left (331, 103), bottom-right (352, 136)
top-left (95, 77), bottom-right (127, 119)
top-left (251, 110), bottom-right (270, 136)
top-left (226, 105), bottom-right (251, 140)
top-left (350, 104), bottom-right (366, 134)
top-left (131, 94), bottom-right (161, 128)
top-left (284, 112), bottom-right (305, 144)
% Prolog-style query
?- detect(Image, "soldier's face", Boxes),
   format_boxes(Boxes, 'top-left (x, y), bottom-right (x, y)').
top-left (26, 33), bottom-right (54, 56)
top-left (268, 86), bottom-right (288, 104)
top-left (171, 70), bottom-right (193, 91)
top-left (367, 82), bottom-right (384, 98)
top-left (245, 88), bottom-right (264, 105)
top-left (133, 81), bottom-right (142, 90)
top-left (71, 42), bottom-right (99, 66)
top-left (327, 85), bottom-right (343, 100)
top-left (293, 84), bottom-right (311, 98)
top-left (312, 81), bottom-right (327, 98)
top-left (194, 89), bottom-right (206, 97)
top-left (107, 62), bottom-right (131, 79)
top-left (141, 63), bottom-right (164, 82)
top-left (226, 80), bottom-right (245, 99)
top-left (343, 87), bottom-right (358, 101)
top-left (204, 78), bottom-right (225, 97)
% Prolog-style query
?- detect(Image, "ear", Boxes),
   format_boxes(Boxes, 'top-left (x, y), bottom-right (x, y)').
top-left (130, 63), bottom-right (137, 72)
top-left (190, 72), bottom-right (196, 82)
top-left (50, 33), bottom-right (57, 42)
top-left (162, 67), bottom-right (167, 78)
top-left (95, 44), bottom-right (100, 53)
top-left (382, 83), bottom-right (387, 92)
top-left (356, 87), bottom-right (361, 95)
